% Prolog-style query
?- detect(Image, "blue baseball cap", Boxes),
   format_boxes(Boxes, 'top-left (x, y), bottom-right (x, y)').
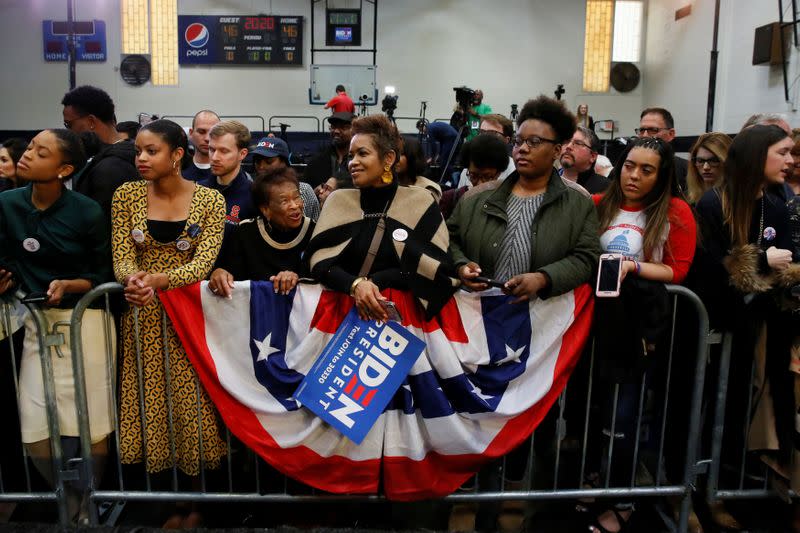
top-left (252, 137), bottom-right (289, 159)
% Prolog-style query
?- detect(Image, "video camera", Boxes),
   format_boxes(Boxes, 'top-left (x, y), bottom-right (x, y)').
top-left (359, 94), bottom-right (370, 102)
top-left (453, 86), bottom-right (476, 112)
top-left (381, 94), bottom-right (398, 116)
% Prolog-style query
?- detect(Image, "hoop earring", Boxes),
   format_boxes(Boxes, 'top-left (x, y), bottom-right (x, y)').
top-left (381, 164), bottom-right (393, 184)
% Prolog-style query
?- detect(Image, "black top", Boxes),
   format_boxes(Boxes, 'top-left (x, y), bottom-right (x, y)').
top-left (692, 188), bottom-right (795, 328)
top-left (218, 216), bottom-right (314, 280)
top-left (182, 160), bottom-right (213, 182)
top-left (147, 219), bottom-right (186, 244)
top-left (303, 144), bottom-right (351, 189)
top-left (577, 168), bottom-right (610, 194)
top-left (73, 140), bottom-right (138, 223)
top-left (789, 195), bottom-right (800, 258)
top-left (320, 182), bottom-right (408, 293)
top-left (674, 155), bottom-right (688, 194)
top-left (0, 178), bottom-right (15, 194)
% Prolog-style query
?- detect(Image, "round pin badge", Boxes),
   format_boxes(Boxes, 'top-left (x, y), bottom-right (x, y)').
top-left (22, 238), bottom-right (40, 252)
top-left (176, 240), bottom-right (191, 251)
top-left (392, 228), bottom-right (408, 242)
top-left (131, 229), bottom-right (145, 243)
top-left (763, 226), bottom-right (777, 241)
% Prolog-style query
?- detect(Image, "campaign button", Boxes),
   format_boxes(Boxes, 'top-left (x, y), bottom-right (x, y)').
top-left (392, 228), bottom-right (408, 242)
top-left (176, 240), bottom-right (191, 251)
top-left (22, 238), bottom-right (40, 252)
top-left (187, 224), bottom-right (202, 238)
top-left (132, 229), bottom-right (145, 243)
top-left (763, 226), bottom-right (776, 241)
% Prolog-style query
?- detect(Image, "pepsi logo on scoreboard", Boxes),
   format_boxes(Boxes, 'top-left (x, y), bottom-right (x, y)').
top-left (185, 23), bottom-right (210, 48)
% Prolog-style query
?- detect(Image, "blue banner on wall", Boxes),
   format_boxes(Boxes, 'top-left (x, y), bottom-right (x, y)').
top-left (42, 20), bottom-right (106, 62)
top-left (295, 309), bottom-right (425, 444)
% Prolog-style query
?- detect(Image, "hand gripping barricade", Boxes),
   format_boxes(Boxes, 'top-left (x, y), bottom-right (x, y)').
top-left (5, 282), bottom-right (714, 530)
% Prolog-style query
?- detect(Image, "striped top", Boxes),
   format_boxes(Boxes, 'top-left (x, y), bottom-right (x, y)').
top-left (495, 193), bottom-right (544, 281)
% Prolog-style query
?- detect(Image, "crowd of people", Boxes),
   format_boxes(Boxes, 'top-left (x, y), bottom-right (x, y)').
top-left (0, 83), bottom-right (799, 532)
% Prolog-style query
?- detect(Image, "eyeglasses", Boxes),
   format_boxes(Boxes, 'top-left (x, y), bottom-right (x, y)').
top-left (634, 127), bottom-right (670, 136)
top-left (466, 169), bottom-right (499, 182)
top-left (63, 115), bottom-right (87, 130)
top-left (692, 156), bottom-right (721, 168)
top-left (512, 135), bottom-right (558, 149)
top-left (567, 139), bottom-right (593, 150)
top-left (479, 129), bottom-right (506, 139)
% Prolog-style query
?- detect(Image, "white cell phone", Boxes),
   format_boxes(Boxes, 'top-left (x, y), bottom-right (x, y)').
top-left (596, 253), bottom-right (623, 298)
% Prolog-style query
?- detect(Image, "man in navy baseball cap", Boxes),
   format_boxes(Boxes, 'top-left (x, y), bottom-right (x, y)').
top-left (251, 136), bottom-right (291, 176)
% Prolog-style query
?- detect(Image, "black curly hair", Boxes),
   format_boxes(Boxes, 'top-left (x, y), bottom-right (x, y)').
top-left (516, 95), bottom-right (577, 144)
top-left (61, 85), bottom-right (116, 124)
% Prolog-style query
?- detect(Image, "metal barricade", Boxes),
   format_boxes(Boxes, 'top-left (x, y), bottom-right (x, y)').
top-left (0, 293), bottom-right (77, 526)
top-left (161, 115), bottom-right (267, 132)
top-left (62, 284), bottom-right (709, 531)
top-left (268, 115), bottom-right (322, 132)
top-left (706, 325), bottom-right (797, 503)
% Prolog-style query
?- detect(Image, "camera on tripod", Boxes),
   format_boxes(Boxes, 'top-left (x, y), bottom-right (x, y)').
top-left (453, 86), bottom-right (476, 112)
top-left (381, 94), bottom-right (398, 114)
top-left (359, 94), bottom-right (369, 102)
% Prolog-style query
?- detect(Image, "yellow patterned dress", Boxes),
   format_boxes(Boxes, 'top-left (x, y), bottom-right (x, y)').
top-left (111, 181), bottom-right (226, 475)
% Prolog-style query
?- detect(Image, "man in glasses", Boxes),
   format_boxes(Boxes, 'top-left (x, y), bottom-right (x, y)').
top-left (61, 85), bottom-right (137, 222)
top-left (439, 133), bottom-right (509, 219)
top-left (559, 126), bottom-right (609, 194)
top-left (636, 107), bottom-right (688, 191)
top-left (454, 114), bottom-right (516, 190)
top-left (305, 111), bottom-right (355, 190)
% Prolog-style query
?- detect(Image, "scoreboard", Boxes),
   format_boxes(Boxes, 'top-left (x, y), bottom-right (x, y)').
top-left (178, 15), bottom-right (302, 65)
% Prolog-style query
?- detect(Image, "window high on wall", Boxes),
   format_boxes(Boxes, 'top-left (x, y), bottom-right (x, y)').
top-left (583, 0), bottom-right (643, 92)
top-left (121, 0), bottom-right (178, 86)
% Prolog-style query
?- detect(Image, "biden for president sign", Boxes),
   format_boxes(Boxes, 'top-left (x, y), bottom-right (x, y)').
top-left (295, 309), bottom-right (425, 444)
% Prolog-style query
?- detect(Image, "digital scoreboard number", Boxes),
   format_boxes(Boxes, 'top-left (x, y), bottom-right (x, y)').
top-left (178, 15), bottom-right (302, 65)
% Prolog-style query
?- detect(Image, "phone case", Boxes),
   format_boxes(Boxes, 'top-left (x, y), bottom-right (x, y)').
top-left (595, 254), bottom-right (623, 298)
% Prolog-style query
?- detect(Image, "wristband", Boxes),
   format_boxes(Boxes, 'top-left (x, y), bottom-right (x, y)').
top-left (350, 276), bottom-right (368, 297)
top-left (633, 261), bottom-right (641, 276)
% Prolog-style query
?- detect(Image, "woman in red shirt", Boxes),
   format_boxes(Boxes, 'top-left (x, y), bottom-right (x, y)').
top-left (585, 136), bottom-right (696, 533)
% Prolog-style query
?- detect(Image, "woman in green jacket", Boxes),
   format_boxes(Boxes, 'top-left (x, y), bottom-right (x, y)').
top-left (447, 95), bottom-right (601, 302)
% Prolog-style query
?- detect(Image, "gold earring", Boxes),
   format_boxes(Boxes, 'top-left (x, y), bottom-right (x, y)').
top-left (381, 164), bottom-right (393, 184)
top-left (172, 159), bottom-right (178, 170)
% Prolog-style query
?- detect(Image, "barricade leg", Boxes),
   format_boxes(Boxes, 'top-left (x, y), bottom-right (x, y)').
top-left (23, 304), bottom-right (70, 526)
